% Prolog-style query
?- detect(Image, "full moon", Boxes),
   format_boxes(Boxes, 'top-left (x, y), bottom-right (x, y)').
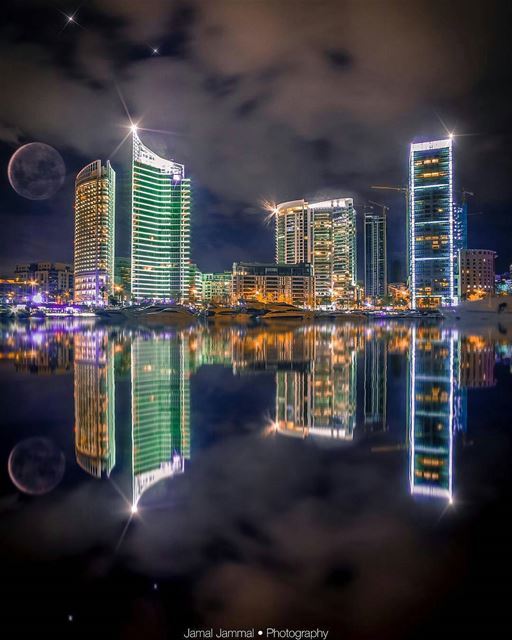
top-left (8, 437), bottom-right (65, 495)
top-left (7, 142), bottom-right (66, 200)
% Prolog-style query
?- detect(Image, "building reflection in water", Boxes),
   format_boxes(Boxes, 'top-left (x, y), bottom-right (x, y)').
top-left (0, 326), bottom-right (73, 375)
top-left (130, 334), bottom-right (190, 510)
top-left (1, 321), bottom-right (502, 506)
top-left (407, 327), bottom-right (498, 502)
top-left (408, 327), bottom-right (456, 501)
top-left (458, 335), bottom-right (496, 389)
top-left (274, 325), bottom-right (359, 439)
top-left (363, 327), bottom-right (388, 433)
top-left (71, 329), bottom-right (191, 510)
top-left (74, 331), bottom-right (116, 477)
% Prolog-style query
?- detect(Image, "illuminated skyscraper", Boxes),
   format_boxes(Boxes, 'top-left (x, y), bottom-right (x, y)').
top-left (74, 161), bottom-right (115, 305)
top-left (275, 198), bottom-right (356, 305)
top-left (74, 332), bottom-right (116, 477)
top-left (130, 334), bottom-right (190, 509)
top-left (332, 203), bottom-right (357, 306)
top-left (408, 138), bottom-right (456, 308)
top-left (364, 208), bottom-right (387, 301)
top-left (131, 131), bottom-right (191, 302)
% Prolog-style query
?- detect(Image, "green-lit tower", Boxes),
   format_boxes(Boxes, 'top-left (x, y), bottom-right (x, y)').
top-left (131, 128), bottom-right (191, 302)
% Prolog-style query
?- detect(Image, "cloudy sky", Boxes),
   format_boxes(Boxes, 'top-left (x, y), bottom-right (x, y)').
top-left (1, 0), bottom-right (511, 276)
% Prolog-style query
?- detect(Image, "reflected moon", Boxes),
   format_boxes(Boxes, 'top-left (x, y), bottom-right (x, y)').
top-left (8, 437), bottom-right (65, 495)
top-left (7, 142), bottom-right (65, 200)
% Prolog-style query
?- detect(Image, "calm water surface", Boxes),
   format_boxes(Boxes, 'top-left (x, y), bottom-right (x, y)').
top-left (0, 319), bottom-right (511, 638)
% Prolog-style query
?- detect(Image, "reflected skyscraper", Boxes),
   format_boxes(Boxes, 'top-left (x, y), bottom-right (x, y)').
top-left (408, 327), bottom-right (457, 501)
top-left (275, 326), bottom-right (359, 439)
top-left (130, 334), bottom-right (191, 508)
top-left (364, 331), bottom-right (387, 432)
top-left (74, 332), bottom-right (116, 477)
top-left (458, 335), bottom-right (496, 389)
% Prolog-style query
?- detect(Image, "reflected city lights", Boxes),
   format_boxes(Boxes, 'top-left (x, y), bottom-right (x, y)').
top-left (0, 321), bottom-right (503, 507)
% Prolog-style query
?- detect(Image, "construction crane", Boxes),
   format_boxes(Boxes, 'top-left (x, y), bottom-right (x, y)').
top-left (371, 185), bottom-right (408, 197)
top-left (461, 188), bottom-right (474, 204)
top-left (367, 200), bottom-right (390, 214)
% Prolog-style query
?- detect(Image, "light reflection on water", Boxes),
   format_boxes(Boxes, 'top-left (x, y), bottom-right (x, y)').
top-left (0, 320), bottom-right (509, 509)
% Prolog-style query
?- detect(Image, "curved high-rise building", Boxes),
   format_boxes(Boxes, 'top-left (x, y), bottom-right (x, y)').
top-left (74, 160), bottom-right (115, 305)
top-left (131, 131), bottom-right (191, 302)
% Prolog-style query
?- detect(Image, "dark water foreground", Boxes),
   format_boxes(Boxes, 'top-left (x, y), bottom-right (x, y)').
top-left (0, 320), bottom-right (511, 639)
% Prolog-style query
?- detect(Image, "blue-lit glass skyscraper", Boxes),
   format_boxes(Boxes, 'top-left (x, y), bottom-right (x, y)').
top-left (408, 138), bottom-right (457, 308)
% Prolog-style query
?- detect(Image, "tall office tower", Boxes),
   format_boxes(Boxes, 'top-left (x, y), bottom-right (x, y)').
top-left (408, 138), bottom-right (456, 309)
top-left (74, 331), bottom-right (116, 478)
top-left (74, 161), bottom-right (115, 305)
top-left (130, 333), bottom-right (190, 509)
top-left (408, 326), bottom-right (460, 501)
top-left (275, 198), bottom-right (356, 305)
top-left (363, 331), bottom-right (387, 432)
top-left (364, 207), bottom-right (387, 301)
top-left (131, 130), bottom-right (191, 302)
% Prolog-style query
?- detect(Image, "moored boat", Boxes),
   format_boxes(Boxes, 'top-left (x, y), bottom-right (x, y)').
top-left (261, 303), bottom-right (315, 322)
top-left (124, 304), bottom-right (197, 325)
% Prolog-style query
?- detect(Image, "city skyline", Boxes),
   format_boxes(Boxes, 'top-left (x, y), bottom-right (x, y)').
top-left (1, 2), bottom-right (512, 278)
top-left (2, 3), bottom-right (512, 637)
top-left (1, 127), bottom-right (508, 310)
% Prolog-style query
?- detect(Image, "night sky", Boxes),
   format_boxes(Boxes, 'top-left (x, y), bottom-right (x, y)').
top-left (1, 0), bottom-right (512, 277)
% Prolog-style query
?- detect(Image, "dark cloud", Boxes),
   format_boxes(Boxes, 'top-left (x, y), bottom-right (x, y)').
top-left (0, 0), bottom-right (511, 272)
top-left (324, 49), bottom-right (353, 70)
